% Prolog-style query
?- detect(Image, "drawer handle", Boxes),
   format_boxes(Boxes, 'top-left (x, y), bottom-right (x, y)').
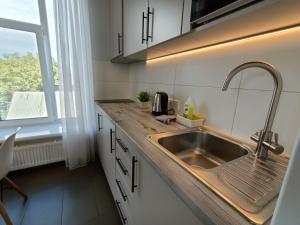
top-left (110, 128), bottom-right (115, 153)
top-left (118, 33), bottom-right (122, 55)
top-left (142, 11), bottom-right (147, 43)
top-left (97, 113), bottom-right (102, 131)
top-left (146, 7), bottom-right (154, 42)
top-left (131, 156), bottom-right (138, 193)
top-left (116, 157), bottom-right (128, 175)
top-left (117, 138), bottom-right (128, 152)
top-left (116, 179), bottom-right (127, 202)
top-left (115, 200), bottom-right (127, 224)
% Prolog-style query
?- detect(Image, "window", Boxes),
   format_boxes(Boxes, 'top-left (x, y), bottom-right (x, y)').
top-left (0, 0), bottom-right (60, 126)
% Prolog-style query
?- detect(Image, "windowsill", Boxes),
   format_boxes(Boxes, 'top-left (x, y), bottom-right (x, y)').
top-left (0, 122), bottom-right (62, 144)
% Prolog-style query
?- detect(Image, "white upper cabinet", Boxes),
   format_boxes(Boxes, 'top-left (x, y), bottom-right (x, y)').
top-left (147, 0), bottom-right (184, 47)
top-left (182, 0), bottom-right (192, 34)
top-left (123, 0), bottom-right (149, 56)
top-left (111, 0), bottom-right (123, 58)
top-left (123, 0), bottom-right (184, 57)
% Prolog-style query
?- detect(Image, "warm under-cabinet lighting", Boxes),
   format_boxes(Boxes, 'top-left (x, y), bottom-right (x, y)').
top-left (146, 24), bottom-right (300, 64)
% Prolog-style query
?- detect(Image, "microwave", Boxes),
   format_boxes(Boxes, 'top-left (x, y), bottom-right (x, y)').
top-left (190, 0), bottom-right (263, 28)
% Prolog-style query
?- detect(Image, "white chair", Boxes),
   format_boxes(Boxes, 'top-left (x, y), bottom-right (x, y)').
top-left (0, 128), bottom-right (27, 225)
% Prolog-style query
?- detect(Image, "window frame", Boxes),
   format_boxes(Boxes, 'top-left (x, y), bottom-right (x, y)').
top-left (0, 0), bottom-right (58, 128)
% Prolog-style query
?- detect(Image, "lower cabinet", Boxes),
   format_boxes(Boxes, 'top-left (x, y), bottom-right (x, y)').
top-left (96, 105), bottom-right (210, 225)
top-left (96, 105), bottom-right (116, 195)
top-left (114, 125), bottom-right (208, 225)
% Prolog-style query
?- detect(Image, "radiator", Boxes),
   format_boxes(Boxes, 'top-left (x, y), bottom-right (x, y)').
top-left (12, 141), bottom-right (65, 170)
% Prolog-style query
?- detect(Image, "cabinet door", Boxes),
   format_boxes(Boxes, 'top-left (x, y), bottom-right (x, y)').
top-left (182, 0), bottom-right (192, 34)
top-left (96, 110), bottom-right (102, 157)
top-left (123, 0), bottom-right (148, 56)
top-left (111, 0), bottom-right (123, 58)
top-left (98, 111), bottom-right (116, 194)
top-left (147, 0), bottom-right (184, 47)
top-left (130, 153), bottom-right (207, 225)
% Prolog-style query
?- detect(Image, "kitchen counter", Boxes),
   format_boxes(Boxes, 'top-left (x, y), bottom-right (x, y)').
top-left (95, 100), bottom-right (268, 225)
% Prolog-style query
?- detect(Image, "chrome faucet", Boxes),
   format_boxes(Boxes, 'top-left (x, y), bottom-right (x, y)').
top-left (222, 61), bottom-right (284, 160)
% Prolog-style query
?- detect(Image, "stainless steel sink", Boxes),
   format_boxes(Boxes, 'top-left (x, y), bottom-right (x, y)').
top-left (148, 128), bottom-right (288, 225)
top-left (158, 131), bottom-right (248, 169)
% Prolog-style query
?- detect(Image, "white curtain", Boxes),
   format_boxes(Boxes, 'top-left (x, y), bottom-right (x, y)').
top-left (54, 0), bottom-right (96, 169)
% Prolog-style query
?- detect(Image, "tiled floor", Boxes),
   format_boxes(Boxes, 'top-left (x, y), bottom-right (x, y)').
top-left (0, 162), bottom-right (122, 225)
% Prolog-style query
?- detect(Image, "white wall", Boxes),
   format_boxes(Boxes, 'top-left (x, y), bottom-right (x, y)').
top-left (129, 28), bottom-right (300, 156)
top-left (88, 0), bottom-right (130, 100)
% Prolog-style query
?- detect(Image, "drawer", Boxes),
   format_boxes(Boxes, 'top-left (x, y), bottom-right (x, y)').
top-left (115, 171), bottom-right (130, 203)
top-left (116, 155), bottom-right (131, 192)
top-left (116, 126), bottom-right (139, 159)
top-left (116, 137), bottom-right (133, 161)
top-left (115, 166), bottom-right (135, 210)
top-left (116, 126), bottom-right (139, 192)
top-left (116, 142), bottom-right (131, 172)
top-left (115, 197), bottom-right (131, 225)
top-left (116, 146), bottom-right (139, 194)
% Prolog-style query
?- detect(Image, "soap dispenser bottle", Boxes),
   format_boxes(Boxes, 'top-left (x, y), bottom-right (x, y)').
top-left (183, 96), bottom-right (194, 119)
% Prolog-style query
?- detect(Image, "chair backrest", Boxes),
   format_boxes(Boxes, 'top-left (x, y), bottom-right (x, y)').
top-left (0, 127), bottom-right (21, 180)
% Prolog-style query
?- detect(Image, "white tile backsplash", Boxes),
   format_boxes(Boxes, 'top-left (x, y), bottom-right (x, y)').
top-left (174, 85), bottom-right (238, 133)
top-left (272, 92), bottom-right (300, 155)
top-left (128, 30), bottom-right (300, 155)
top-left (144, 61), bottom-right (176, 85)
top-left (239, 51), bottom-right (300, 92)
top-left (94, 81), bottom-right (130, 100)
top-left (147, 83), bottom-right (174, 98)
top-left (231, 89), bottom-right (273, 139)
top-left (93, 61), bottom-right (129, 82)
top-left (174, 53), bottom-right (243, 88)
top-left (93, 60), bottom-right (130, 99)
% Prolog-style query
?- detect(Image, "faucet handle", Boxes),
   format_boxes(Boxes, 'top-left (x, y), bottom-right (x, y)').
top-left (265, 131), bottom-right (273, 142)
top-left (274, 133), bottom-right (279, 145)
top-left (262, 132), bottom-right (284, 155)
top-left (251, 131), bottom-right (260, 143)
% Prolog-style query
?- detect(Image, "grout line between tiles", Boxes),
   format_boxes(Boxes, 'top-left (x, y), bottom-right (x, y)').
top-left (94, 80), bottom-right (130, 84)
top-left (92, 176), bottom-right (101, 219)
top-left (172, 63), bottom-right (178, 98)
top-left (18, 194), bottom-right (30, 225)
top-left (230, 72), bottom-right (243, 134)
top-left (60, 178), bottom-right (65, 225)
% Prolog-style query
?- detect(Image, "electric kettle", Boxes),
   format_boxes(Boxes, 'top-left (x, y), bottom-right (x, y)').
top-left (152, 92), bottom-right (168, 116)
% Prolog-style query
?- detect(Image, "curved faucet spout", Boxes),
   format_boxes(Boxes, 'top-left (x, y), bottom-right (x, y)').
top-left (222, 61), bottom-right (283, 159)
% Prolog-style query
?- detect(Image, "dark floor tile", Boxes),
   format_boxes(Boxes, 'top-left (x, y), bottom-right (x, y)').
top-left (98, 211), bottom-right (123, 225)
top-left (62, 168), bottom-right (100, 225)
top-left (77, 216), bottom-right (101, 225)
top-left (0, 189), bottom-right (27, 225)
top-left (93, 175), bottom-right (116, 213)
top-left (21, 186), bottom-right (63, 225)
top-left (93, 167), bottom-right (122, 225)
top-left (0, 162), bottom-right (121, 225)
top-left (9, 162), bottom-right (67, 195)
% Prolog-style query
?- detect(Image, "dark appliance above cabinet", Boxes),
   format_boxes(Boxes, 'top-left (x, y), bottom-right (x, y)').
top-left (190, 0), bottom-right (263, 28)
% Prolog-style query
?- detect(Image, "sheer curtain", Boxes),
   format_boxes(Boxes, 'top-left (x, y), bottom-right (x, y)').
top-left (54, 0), bottom-right (96, 169)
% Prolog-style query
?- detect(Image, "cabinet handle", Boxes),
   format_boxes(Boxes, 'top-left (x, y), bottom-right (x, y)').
top-left (131, 156), bottom-right (138, 193)
top-left (146, 7), bottom-right (154, 42)
top-left (97, 113), bottom-right (102, 131)
top-left (115, 200), bottom-right (127, 224)
top-left (116, 157), bottom-right (128, 175)
top-left (116, 179), bottom-right (127, 201)
top-left (118, 33), bottom-right (122, 55)
top-left (116, 138), bottom-right (128, 152)
top-left (142, 11), bottom-right (147, 43)
top-left (110, 129), bottom-right (115, 153)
